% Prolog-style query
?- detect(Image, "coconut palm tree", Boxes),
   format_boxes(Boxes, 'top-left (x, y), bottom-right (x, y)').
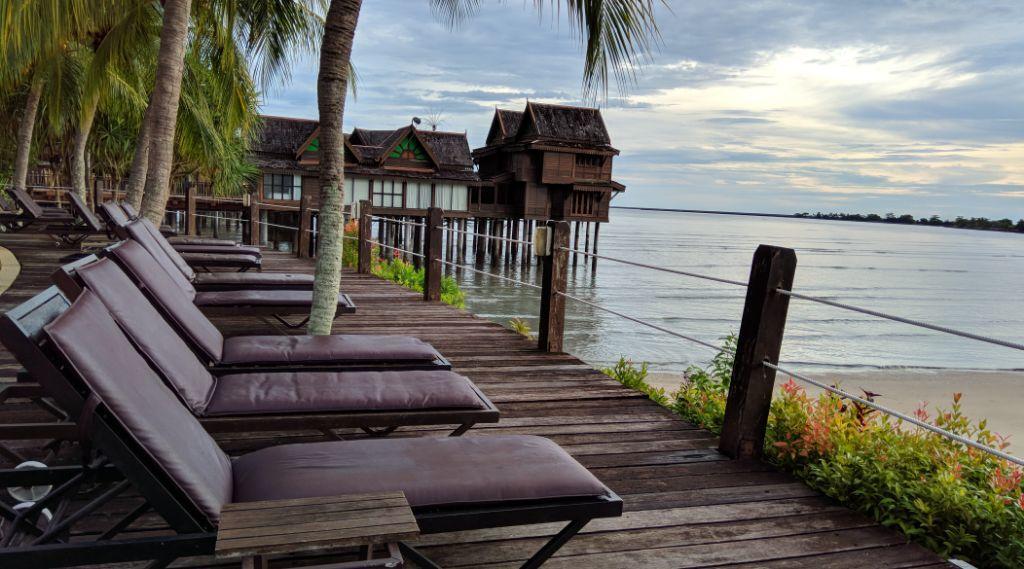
top-left (305, 0), bottom-right (664, 335)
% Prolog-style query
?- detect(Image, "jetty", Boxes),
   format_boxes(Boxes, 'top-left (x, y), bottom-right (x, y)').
top-left (0, 229), bottom-right (951, 568)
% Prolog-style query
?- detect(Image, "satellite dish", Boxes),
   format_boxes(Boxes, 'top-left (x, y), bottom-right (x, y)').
top-left (412, 117), bottom-right (422, 126)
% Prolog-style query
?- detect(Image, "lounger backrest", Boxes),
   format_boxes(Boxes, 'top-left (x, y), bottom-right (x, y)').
top-left (98, 201), bottom-right (130, 227)
top-left (124, 219), bottom-right (198, 294)
top-left (44, 291), bottom-right (232, 524)
top-left (119, 201), bottom-right (140, 218)
top-left (66, 191), bottom-right (104, 232)
top-left (108, 240), bottom-right (225, 362)
top-left (0, 287), bottom-right (84, 415)
top-left (76, 257), bottom-right (217, 412)
top-left (7, 186), bottom-right (44, 217)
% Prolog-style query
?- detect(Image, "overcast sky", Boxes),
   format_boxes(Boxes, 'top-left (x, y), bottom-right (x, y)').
top-left (262, 1), bottom-right (1024, 219)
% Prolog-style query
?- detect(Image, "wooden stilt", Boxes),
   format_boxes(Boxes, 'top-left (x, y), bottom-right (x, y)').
top-left (412, 219), bottom-right (422, 270)
top-left (583, 222), bottom-right (591, 268)
top-left (510, 219), bottom-right (520, 262)
top-left (591, 222), bottom-right (601, 271)
top-left (459, 218), bottom-right (468, 262)
top-left (572, 221), bottom-right (581, 268)
top-left (475, 218), bottom-right (487, 267)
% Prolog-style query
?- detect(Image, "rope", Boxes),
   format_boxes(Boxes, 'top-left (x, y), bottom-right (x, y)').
top-left (558, 247), bottom-right (748, 288)
top-left (777, 289), bottom-right (1024, 352)
top-left (371, 216), bottom-right (426, 228)
top-left (763, 360), bottom-right (1024, 466)
top-left (367, 240), bottom-right (424, 258)
top-left (557, 291), bottom-right (731, 353)
top-left (439, 260), bottom-right (542, 289)
top-left (441, 225), bottom-right (533, 246)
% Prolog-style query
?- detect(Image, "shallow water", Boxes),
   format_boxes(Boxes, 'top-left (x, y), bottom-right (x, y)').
top-left (452, 209), bottom-right (1024, 373)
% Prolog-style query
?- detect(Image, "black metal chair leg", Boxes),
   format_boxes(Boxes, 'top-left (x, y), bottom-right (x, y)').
top-left (398, 542), bottom-right (442, 569)
top-left (448, 423), bottom-right (474, 437)
top-left (519, 519), bottom-right (590, 569)
top-left (272, 314), bottom-right (310, 329)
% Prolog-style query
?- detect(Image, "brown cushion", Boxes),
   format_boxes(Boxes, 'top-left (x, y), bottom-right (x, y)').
top-left (178, 251), bottom-right (261, 268)
top-left (44, 291), bottom-right (232, 523)
top-left (75, 258), bottom-right (217, 411)
top-left (221, 335), bottom-right (439, 365)
top-left (126, 218), bottom-right (198, 282)
top-left (172, 244), bottom-right (262, 257)
top-left (231, 435), bottom-right (612, 508)
top-left (195, 289), bottom-right (352, 308)
top-left (168, 236), bottom-right (243, 247)
top-left (193, 272), bottom-right (315, 290)
top-left (110, 240), bottom-right (225, 362)
top-left (205, 370), bottom-right (488, 416)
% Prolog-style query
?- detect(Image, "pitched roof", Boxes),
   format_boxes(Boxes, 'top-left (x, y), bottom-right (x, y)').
top-left (487, 109), bottom-right (524, 144)
top-left (251, 115), bottom-right (476, 180)
top-left (518, 102), bottom-right (611, 146)
top-left (252, 116), bottom-right (319, 155)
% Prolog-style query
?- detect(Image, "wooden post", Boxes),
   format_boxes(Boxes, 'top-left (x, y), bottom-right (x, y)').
top-left (357, 200), bottom-right (372, 274)
top-left (297, 195), bottom-right (312, 258)
top-left (247, 194), bottom-right (260, 246)
top-left (538, 220), bottom-right (570, 353)
top-left (591, 222), bottom-right (601, 271)
top-left (412, 218), bottom-right (423, 270)
top-left (572, 221), bottom-right (581, 268)
top-left (510, 219), bottom-right (520, 262)
top-left (583, 222), bottom-right (591, 263)
top-left (185, 181), bottom-right (197, 236)
top-left (475, 218), bottom-right (487, 267)
top-left (423, 207), bottom-right (444, 302)
top-left (91, 177), bottom-right (102, 210)
top-left (719, 245), bottom-right (798, 459)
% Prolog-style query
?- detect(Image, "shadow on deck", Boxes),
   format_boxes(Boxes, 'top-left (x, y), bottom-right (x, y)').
top-left (0, 233), bottom-right (950, 568)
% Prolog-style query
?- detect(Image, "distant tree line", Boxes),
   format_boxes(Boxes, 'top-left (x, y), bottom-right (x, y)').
top-left (794, 212), bottom-right (1024, 233)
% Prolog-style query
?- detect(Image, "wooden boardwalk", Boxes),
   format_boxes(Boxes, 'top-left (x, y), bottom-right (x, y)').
top-left (0, 233), bottom-right (951, 568)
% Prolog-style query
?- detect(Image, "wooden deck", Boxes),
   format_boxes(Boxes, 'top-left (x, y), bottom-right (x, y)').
top-left (0, 233), bottom-right (951, 568)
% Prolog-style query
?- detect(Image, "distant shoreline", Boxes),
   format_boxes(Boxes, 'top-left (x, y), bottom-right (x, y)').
top-left (611, 206), bottom-right (1024, 235)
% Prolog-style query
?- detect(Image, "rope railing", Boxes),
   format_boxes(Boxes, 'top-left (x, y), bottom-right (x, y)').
top-left (370, 216), bottom-right (425, 228)
top-left (437, 224), bottom-right (533, 246)
top-left (558, 247), bottom-right (748, 288)
top-left (366, 240), bottom-right (424, 258)
top-left (763, 360), bottom-right (1024, 466)
top-left (777, 289), bottom-right (1024, 352)
top-left (556, 291), bottom-right (731, 353)
top-left (439, 259), bottom-right (542, 289)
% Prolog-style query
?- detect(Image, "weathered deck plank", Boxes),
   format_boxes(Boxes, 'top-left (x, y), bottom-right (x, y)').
top-left (0, 233), bottom-right (950, 568)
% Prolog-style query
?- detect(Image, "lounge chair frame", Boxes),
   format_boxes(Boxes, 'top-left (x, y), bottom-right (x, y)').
top-left (0, 189), bottom-right (104, 247)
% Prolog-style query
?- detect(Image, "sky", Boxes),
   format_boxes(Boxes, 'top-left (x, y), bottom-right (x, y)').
top-left (261, 1), bottom-right (1024, 220)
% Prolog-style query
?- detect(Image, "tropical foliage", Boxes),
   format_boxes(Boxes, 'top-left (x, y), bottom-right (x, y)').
top-left (603, 337), bottom-right (1024, 568)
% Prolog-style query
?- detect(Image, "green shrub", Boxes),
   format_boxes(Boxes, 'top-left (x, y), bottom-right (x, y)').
top-left (601, 357), bottom-right (668, 406)
top-left (671, 335), bottom-right (1024, 568)
top-left (508, 317), bottom-right (532, 338)
top-left (338, 220), bottom-right (466, 309)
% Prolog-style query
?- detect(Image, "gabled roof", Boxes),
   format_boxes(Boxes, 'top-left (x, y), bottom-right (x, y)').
top-left (418, 130), bottom-right (473, 167)
top-left (486, 109), bottom-right (524, 144)
top-left (517, 102), bottom-right (611, 146)
top-left (252, 116), bottom-right (319, 157)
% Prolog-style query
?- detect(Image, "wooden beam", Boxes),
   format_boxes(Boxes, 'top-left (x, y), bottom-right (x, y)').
top-left (297, 195), bottom-right (312, 258)
top-left (719, 245), bottom-right (798, 459)
top-left (357, 200), bottom-right (372, 274)
top-left (185, 182), bottom-right (197, 236)
top-left (247, 194), bottom-right (260, 247)
top-left (538, 220), bottom-right (570, 353)
top-left (423, 207), bottom-right (444, 301)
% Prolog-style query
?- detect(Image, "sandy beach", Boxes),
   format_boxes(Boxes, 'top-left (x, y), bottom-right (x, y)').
top-left (646, 369), bottom-right (1024, 444)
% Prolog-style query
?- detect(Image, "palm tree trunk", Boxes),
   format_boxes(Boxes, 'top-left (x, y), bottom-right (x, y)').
top-left (12, 74), bottom-right (45, 191)
top-left (307, 0), bottom-right (363, 335)
top-left (139, 0), bottom-right (192, 225)
top-left (71, 95), bottom-right (100, 199)
top-left (124, 104), bottom-right (153, 209)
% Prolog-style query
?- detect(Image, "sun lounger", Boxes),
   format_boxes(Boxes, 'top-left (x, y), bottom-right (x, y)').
top-left (99, 200), bottom-right (235, 246)
top-left (118, 201), bottom-right (261, 253)
top-left (105, 239), bottom-right (353, 328)
top-left (0, 287), bottom-right (496, 442)
top-left (0, 287), bottom-right (618, 568)
top-left (0, 188), bottom-right (105, 247)
top-left (54, 254), bottom-right (449, 372)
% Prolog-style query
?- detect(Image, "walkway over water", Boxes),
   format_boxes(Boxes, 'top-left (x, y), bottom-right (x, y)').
top-left (0, 233), bottom-right (950, 568)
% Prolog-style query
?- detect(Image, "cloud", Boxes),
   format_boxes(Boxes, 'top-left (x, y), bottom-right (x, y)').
top-left (261, 0), bottom-right (1024, 219)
